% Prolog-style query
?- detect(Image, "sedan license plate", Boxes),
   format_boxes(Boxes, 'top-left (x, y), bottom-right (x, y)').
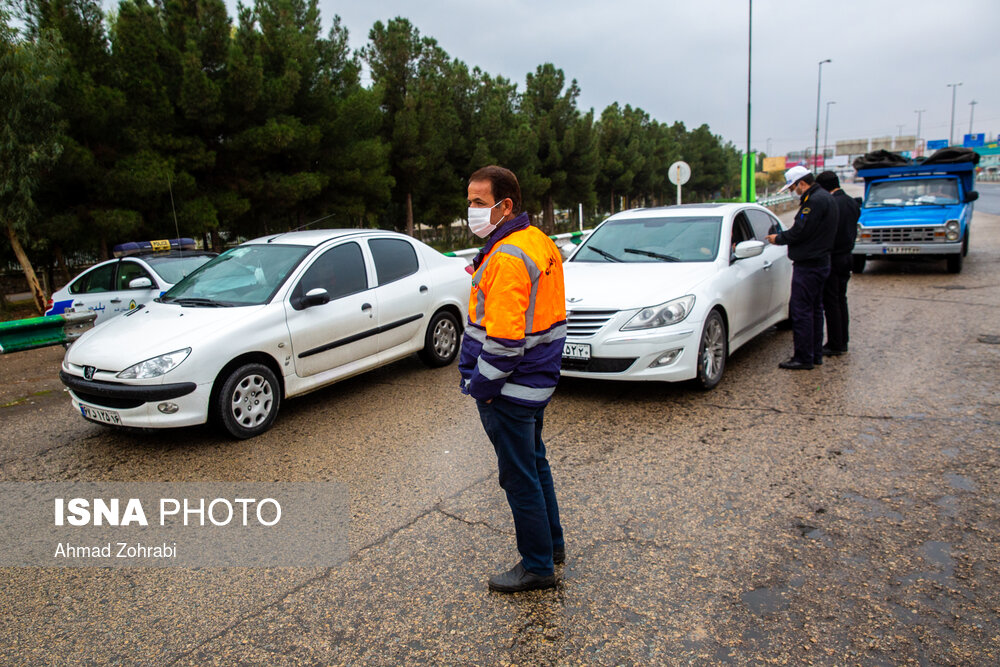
top-left (80, 404), bottom-right (122, 425)
top-left (563, 343), bottom-right (591, 360)
top-left (884, 247), bottom-right (919, 254)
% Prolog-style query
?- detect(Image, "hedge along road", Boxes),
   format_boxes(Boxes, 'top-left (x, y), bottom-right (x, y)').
top-left (1, 208), bottom-right (999, 665)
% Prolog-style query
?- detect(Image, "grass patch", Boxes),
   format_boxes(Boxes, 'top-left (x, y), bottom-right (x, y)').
top-left (1, 390), bottom-right (54, 408)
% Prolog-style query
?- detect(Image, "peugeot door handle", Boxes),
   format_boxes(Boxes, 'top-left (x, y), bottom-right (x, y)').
top-left (419, 285), bottom-right (428, 293)
top-left (762, 261), bottom-right (773, 271)
top-left (110, 298), bottom-right (122, 303)
top-left (361, 303), bottom-right (373, 318)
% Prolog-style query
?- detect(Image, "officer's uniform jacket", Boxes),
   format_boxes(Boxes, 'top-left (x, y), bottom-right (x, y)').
top-left (459, 213), bottom-right (567, 407)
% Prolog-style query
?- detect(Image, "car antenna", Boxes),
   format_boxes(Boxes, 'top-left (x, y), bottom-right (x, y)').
top-left (266, 212), bottom-right (339, 242)
top-left (167, 174), bottom-right (184, 256)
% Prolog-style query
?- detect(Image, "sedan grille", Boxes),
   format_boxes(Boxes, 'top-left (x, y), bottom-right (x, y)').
top-left (566, 310), bottom-right (618, 337)
top-left (867, 226), bottom-right (938, 243)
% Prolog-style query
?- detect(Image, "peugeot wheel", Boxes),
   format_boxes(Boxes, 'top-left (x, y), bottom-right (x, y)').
top-left (215, 363), bottom-right (281, 439)
top-left (418, 310), bottom-right (460, 367)
top-left (694, 310), bottom-right (727, 391)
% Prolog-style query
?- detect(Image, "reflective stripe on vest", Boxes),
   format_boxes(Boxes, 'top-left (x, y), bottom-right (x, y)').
top-left (477, 357), bottom-right (512, 381)
top-left (500, 383), bottom-right (556, 402)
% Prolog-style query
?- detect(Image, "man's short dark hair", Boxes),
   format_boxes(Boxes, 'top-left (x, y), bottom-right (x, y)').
top-left (469, 165), bottom-right (522, 216)
top-left (815, 170), bottom-right (839, 191)
top-left (798, 173), bottom-right (815, 187)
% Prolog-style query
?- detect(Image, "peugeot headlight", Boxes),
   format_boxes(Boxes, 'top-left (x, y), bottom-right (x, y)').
top-left (117, 348), bottom-right (191, 379)
top-left (944, 220), bottom-right (960, 241)
top-left (622, 296), bottom-right (695, 331)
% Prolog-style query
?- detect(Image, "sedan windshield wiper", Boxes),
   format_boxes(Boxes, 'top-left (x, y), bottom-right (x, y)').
top-left (169, 297), bottom-right (231, 307)
top-left (584, 245), bottom-right (623, 262)
top-left (625, 248), bottom-right (680, 262)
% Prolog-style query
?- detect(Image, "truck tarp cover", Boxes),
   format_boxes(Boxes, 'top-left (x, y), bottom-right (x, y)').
top-left (853, 147), bottom-right (980, 171)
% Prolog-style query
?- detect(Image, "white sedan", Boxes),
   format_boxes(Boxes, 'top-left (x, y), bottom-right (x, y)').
top-left (560, 203), bottom-right (791, 389)
top-left (60, 230), bottom-right (470, 438)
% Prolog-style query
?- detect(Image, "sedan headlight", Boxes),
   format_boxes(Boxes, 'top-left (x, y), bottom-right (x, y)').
top-left (944, 219), bottom-right (960, 241)
top-left (117, 348), bottom-right (191, 379)
top-left (621, 296), bottom-right (695, 331)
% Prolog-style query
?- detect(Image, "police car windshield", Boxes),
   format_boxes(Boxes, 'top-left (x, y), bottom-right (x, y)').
top-left (572, 216), bottom-right (722, 263)
top-left (145, 254), bottom-right (215, 284)
top-left (866, 178), bottom-right (959, 208)
top-left (162, 245), bottom-right (311, 306)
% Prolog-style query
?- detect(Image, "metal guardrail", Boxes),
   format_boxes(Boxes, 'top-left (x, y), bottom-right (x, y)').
top-left (0, 311), bottom-right (96, 354)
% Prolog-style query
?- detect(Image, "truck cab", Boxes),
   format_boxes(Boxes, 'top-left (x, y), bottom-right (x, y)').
top-left (853, 150), bottom-right (979, 274)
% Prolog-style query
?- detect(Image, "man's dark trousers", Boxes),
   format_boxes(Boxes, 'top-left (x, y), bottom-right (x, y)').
top-left (476, 397), bottom-right (563, 576)
top-left (790, 262), bottom-right (831, 364)
top-left (823, 253), bottom-right (851, 351)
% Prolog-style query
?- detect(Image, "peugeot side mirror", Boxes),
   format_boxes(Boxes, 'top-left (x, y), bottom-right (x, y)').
top-left (965, 190), bottom-right (979, 203)
top-left (128, 277), bottom-right (153, 289)
top-left (302, 287), bottom-right (330, 307)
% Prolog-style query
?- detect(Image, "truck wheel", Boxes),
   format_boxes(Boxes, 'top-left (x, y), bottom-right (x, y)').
top-left (417, 310), bottom-right (460, 367)
top-left (852, 256), bottom-right (866, 274)
top-left (215, 363), bottom-right (281, 439)
top-left (692, 310), bottom-right (727, 391)
top-left (946, 252), bottom-right (963, 274)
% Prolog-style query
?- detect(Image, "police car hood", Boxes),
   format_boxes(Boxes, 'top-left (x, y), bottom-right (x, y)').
top-left (860, 203), bottom-right (964, 227)
top-left (67, 301), bottom-right (266, 371)
top-left (563, 261), bottom-right (716, 310)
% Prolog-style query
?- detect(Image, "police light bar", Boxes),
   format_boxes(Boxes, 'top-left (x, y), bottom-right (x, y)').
top-left (113, 238), bottom-right (197, 257)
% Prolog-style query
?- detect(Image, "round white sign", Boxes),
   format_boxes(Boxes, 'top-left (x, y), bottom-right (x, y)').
top-left (668, 161), bottom-right (691, 185)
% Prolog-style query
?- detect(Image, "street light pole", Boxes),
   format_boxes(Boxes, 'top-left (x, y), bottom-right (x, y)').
top-left (745, 0), bottom-right (752, 202)
top-left (915, 109), bottom-right (926, 156)
top-left (969, 100), bottom-right (977, 136)
top-left (814, 59), bottom-right (831, 173)
top-left (947, 82), bottom-right (962, 145)
top-left (823, 100), bottom-right (835, 163)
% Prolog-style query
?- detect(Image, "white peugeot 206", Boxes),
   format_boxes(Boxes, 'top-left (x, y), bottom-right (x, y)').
top-left (560, 203), bottom-right (792, 389)
top-left (60, 230), bottom-right (470, 438)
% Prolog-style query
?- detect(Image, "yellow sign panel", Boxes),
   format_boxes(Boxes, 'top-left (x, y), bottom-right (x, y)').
top-left (762, 157), bottom-right (786, 172)
top-left (149, 239), bottom-right (171, 252)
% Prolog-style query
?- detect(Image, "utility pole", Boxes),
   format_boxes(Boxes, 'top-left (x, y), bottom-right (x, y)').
top-left (814, 59), bottom-right (831, 173)
top-left (969, 100), bottom-right (977, 136)
top-left (947, 82), bottom-right (962, 145)
top-left (915, 109), bottom-right (926, 156)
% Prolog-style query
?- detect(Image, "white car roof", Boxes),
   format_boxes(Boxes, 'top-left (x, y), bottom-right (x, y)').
top-left (243, 229), bottom-right (409, 247)
top-left (605, 203), bottom-right (767, 221)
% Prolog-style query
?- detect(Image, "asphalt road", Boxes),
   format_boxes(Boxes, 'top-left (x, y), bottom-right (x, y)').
top-left (2, 209), bottom-right (999, 665)
top-left (974, 181), bottom-right (1000, 216)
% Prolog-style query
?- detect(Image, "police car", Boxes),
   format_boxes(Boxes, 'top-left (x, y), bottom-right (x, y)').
top-left (59, 230), bottom-right (470, 439)
top-left (46, 239), bottom-right (216, 326)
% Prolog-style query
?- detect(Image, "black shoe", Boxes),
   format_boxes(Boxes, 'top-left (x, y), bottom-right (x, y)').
top-left (553, 546), bottom-right (565, 565)
top-left (488, 562), bottom-right (557, 593)
top-left (813, 357), bottom-right (824, 366)
top-left (822, 346), bottom-right (845, 356)
top-left (778, 358), bottom-right (814, 370)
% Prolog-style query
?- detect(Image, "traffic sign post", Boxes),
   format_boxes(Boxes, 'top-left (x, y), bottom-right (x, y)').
top-left (668, 161), bottom-right (691, 205)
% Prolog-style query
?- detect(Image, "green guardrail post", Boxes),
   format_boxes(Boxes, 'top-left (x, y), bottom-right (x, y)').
top-left (0, 312), bottom-right (96, 354)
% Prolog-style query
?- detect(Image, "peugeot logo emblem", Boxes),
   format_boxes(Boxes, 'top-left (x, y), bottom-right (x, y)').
top-left (84, 366), bottom-right (96, 380)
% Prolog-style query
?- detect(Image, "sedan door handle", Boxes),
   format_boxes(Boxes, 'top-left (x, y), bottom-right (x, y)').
top-left (762, 261), bottom-right (773, 271)
top-left (419, 285), bottom-right (428, 293)
top-left (109, 298), bottom-right (122, 303)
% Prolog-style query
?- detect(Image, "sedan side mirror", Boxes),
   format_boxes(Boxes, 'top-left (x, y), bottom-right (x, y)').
top-left (965, 190), bottom-right (979, 203)
top-left (733, 240), bottom-right (766, 260)
top-left (128, 277), bottom-right (153, 289)
top-left (302, 287), bottom-right (330, 308)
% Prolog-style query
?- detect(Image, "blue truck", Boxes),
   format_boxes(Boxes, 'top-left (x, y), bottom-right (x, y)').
top-left (852, 149), bottom-right (979, 274)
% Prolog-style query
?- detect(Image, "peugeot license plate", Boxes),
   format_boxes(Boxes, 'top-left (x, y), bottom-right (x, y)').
top-left (563, 343), bottom-right (591, 360)
top-left (80, 404), bottom-right (122, 425)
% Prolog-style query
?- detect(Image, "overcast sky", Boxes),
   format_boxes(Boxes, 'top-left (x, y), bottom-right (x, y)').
top-left (231, 0), bottom-right (998, 158)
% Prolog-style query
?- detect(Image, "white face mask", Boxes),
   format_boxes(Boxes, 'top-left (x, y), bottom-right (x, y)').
top-left (467, 200), bottom-right (505, 238)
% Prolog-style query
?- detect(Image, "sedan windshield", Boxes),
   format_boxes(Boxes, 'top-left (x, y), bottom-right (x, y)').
top-left (571, 216), bottom-right (722, 263)
top-left (162, 244), bottom-right (310, 306)
top-left (866, 178), bottom-right (959, 208)
top-left (145, 254), bottom-right (215, 284)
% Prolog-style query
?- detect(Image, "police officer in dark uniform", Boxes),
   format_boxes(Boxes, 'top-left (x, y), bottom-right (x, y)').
top-left (766, 165), bottom-right (838, 370)
top-left (816, 170), bottom-right (860, 356)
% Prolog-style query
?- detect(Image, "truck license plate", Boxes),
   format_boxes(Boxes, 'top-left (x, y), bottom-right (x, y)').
top-left (884, 247), bottom-right (919, 254)
top-left (563, 343), bottom-right (591, 360)
top-left (80, 404), bottom-right (122, 425)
